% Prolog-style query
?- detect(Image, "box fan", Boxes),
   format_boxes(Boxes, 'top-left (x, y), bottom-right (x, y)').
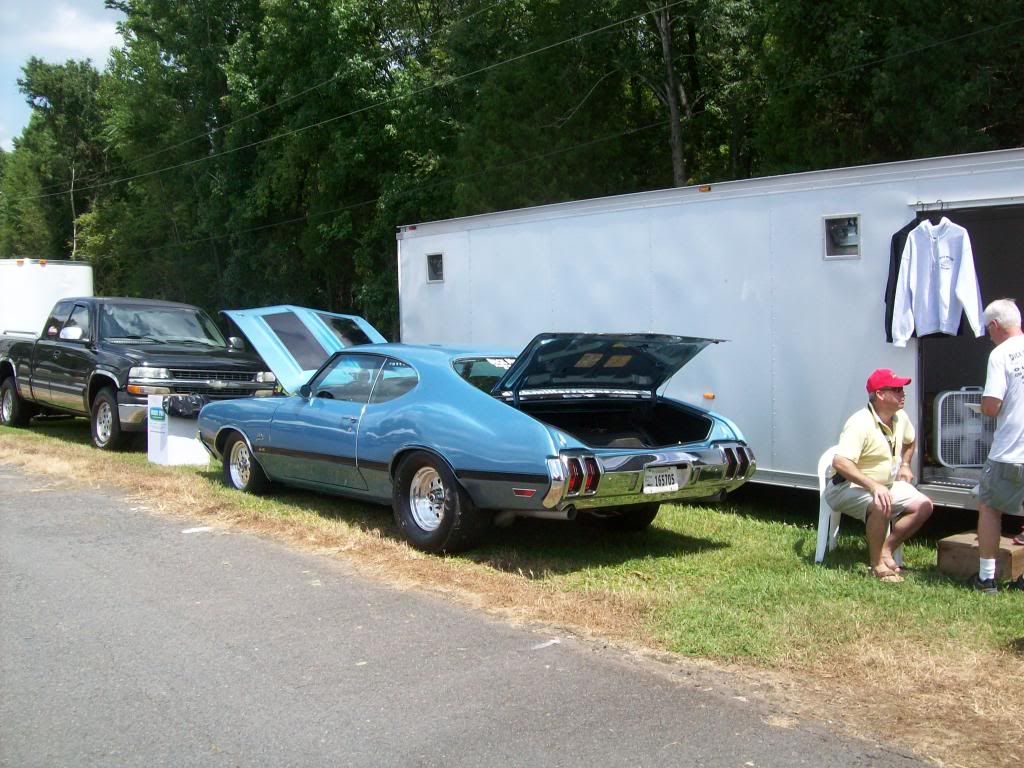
top-left (933, 387), bottom-right (996, 468)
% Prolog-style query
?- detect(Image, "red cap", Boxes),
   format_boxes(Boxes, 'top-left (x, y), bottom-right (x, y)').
top-left (866, 368), bottom-right (911, 393)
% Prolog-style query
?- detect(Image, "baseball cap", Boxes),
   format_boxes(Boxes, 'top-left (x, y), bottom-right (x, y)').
top-left (866, 368), bottom-right (912, 393)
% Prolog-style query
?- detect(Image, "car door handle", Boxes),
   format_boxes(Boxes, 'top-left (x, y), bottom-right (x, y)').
top-left (340, 416), bottom-right (357, 426)
top-left (53, 351), bottom-right (60, 359)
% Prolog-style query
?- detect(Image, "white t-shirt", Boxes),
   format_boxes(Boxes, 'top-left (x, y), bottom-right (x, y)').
top-left (983, 334), bottom-right (1024, 463)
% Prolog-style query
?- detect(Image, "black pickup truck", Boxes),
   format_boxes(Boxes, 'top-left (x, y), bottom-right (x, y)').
top-left (0, 297), bottom-right (276, 449)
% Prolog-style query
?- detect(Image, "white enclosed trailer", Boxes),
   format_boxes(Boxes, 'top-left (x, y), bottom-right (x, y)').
top-left (396, 148), bottom-right (1024, 507)
top-left (0, 259), bottom-right (94, 337)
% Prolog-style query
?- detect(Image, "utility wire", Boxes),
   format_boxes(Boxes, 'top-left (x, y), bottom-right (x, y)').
top-left (110, 119), bottom-right (671, 259)
top-left (28, 0), bottom-right (513, 195)
top-left (14, 11), bottom-right (1022, 206)
top-left (23, 1), bottom-right (687, 201)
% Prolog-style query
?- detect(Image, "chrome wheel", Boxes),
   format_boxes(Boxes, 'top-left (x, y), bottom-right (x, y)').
top-left (229, 439), bottom-right (253, 489)
top-left (1, 387), bottom-right (11, 423)
top-left (409, 466), bottom-right (446, 532)
top-left (94, 400), bottom-right (113, 446)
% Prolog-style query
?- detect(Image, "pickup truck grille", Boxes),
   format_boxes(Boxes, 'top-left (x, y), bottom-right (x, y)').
top-left (175, 386), bottom-right (255, 399)
top-left (169, 369), bottom-right (257, 382)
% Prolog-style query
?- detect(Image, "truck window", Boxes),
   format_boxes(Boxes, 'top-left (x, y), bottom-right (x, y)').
top-left (64, 304), bottom-right (92, 339)
top-left (43, 301), bottom-right (75, 338)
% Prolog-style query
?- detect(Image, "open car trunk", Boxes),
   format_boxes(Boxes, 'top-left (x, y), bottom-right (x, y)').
top-left (516, 399), bottom-right (713, 449)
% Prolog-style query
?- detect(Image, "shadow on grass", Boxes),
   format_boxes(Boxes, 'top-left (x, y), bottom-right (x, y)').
top-left (724, 482), bottom-right (1021, 558)
top-left (1010, 637), bottom-right (1024, 657)
top-left (467, 517), bottom-right (725, 577)
top-left (27, 415), bottom-right (150, 451)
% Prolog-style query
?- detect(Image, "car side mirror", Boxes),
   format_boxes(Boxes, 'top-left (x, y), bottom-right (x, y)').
top-left (59, 326), bottom-right (84, 342)
top-left (299, 384), bottom-right (311, 398)
top-left (228, 336), bottom-right (246, 351)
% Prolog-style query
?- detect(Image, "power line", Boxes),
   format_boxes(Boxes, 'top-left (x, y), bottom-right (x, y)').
top-left (111, 119), bottom-right (671, 259)
top-left (23, 1), bottom-right (687, 202)
top-left (28, 0), bottom-right (513, 196)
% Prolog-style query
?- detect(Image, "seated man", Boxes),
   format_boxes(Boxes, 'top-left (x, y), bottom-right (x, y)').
top-left (825, 368), bottom-right (934, 582)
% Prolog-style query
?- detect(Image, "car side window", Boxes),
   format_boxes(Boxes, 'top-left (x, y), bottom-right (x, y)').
top-left (64, 304), bottom-right (92, 339)
top-left (44, 300), bottom-right (75, 338)
top-left (369, 358), bottom-right (418, 404)
top-left (312, 355), bottom-right (383, 404)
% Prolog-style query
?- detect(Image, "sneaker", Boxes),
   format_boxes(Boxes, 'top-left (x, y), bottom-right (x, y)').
top-left (1007, 574), bottom-right (1024, 592)
top-left (968, 574), bottom-right (998, 594)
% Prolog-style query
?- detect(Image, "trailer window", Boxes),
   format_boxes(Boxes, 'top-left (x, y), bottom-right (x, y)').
top-left (823, 215), bottom-right (860, 259)
top-left (427, 253), bottom-right (444, 282)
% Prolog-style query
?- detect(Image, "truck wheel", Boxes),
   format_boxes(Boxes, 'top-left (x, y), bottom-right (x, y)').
top-left (584, 502), bottom-right (661, 532)
top-left (90, 387), bottom-right (127, 450)
top-left (0, 378), bottom-right (35, 428)
top-left (392, 451), bottom-right (488, 553)
top-left (223, 432), bottom-right (269, 494)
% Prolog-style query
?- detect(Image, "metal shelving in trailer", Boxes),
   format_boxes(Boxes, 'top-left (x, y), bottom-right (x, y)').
top-left (396, 148), bottom-right (1024, 508)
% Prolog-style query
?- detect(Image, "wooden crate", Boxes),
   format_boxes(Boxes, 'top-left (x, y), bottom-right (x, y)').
top-left (937, 532), bottom-right (1024, 580)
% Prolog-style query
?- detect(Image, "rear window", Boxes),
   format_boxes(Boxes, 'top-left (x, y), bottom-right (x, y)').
top-left (44, 300), bottom-right (75, 337)
top-left (454, 357), bottom-right (515, 393)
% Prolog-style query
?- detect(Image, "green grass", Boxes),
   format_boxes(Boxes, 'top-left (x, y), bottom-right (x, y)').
top-left (5, 418), bottom-right (1023, 665)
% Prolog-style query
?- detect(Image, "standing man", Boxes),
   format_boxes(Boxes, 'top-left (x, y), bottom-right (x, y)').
top-left (826, 369), bottom-right (934, 582)
top-left (973, 298), bottom-right (1024, 593)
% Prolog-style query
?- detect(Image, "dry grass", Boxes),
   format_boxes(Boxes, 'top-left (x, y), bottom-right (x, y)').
top-left (2, 428), bottom-right (1022, 767)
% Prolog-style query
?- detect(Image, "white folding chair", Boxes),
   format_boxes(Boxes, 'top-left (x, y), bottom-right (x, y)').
top-left (814, 446), bottom-right (843, 563)
top-left (814, 445), bottom-right (902, 566)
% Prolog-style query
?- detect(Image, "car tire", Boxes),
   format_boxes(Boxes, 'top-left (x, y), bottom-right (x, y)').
top-left (90, 387), bottom-right (128, 450)
top-left (584, 502), bottom-right (661, 532)
top-left (392, 451), bottom-right (488, 553)
top-left (223, 432), bottom-right (270, 494)
top-left (0, 377), bottom-right (35, 427)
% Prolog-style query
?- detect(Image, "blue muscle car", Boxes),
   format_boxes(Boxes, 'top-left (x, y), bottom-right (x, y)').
top-left (198, 306), bottom-right (755, 553)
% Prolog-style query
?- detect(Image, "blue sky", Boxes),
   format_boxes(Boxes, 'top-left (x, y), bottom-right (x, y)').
top-left (0, 0), bottom-right (124, 151)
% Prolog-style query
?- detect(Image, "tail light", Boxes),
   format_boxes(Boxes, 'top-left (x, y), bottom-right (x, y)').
top-left (723, 447), bottom-right (738, 479)
top-left (567, 458), bottom-right (584, 495)
top-left (583, 457), bottom-right (601, 493)
top-left (737, 448), bottom-right (751, 478)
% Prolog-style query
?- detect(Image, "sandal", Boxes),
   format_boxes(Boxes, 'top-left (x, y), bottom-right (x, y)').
top-left (870, 566), bottom-right (904, 583)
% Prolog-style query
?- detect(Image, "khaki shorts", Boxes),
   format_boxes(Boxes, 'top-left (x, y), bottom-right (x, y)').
top-left (978, 459), bottom-right (1024, 516)
top-left (824, 479), bottom-right (927, 522)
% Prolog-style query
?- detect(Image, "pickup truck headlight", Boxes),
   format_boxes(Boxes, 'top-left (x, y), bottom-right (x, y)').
top-left (129, 366), bottom-right (171, 380)
top-left (255, 371), bottom-right (276, 383)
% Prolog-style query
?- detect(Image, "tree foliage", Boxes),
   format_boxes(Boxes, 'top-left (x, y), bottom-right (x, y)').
top-left (0, 0), bottom-right (1021, 333)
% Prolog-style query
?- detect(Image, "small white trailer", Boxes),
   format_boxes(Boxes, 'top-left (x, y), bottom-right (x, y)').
top-left (395, 148), bottom-right (1024, 507)
top-left (0, 259), bottom-right (94, 338)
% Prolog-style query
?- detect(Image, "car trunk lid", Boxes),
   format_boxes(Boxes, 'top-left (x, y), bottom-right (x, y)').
top-left (492, 333), bottom-right (720, 404)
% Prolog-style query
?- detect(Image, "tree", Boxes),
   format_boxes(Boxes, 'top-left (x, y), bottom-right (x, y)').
top-left (17, 58), bottom-right (107, 258)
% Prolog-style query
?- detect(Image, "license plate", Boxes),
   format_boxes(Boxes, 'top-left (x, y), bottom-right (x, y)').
top-left (643, 466), bottom-right (680, 494)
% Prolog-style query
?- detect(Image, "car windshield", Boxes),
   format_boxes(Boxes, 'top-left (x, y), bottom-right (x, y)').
top-left (453, 357), bottom-right (516, 393)
top-left (100, 305), bottom-right (227, 346)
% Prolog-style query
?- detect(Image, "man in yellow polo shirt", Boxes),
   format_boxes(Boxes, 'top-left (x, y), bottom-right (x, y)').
top-left (825, 368), bottom-right (934, 582)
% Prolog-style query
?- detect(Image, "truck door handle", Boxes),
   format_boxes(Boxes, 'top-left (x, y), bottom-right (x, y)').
top-left (53, 351), bottom-right (60, 359)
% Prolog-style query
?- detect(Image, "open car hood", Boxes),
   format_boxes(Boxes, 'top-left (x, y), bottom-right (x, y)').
top-left (492, 333), bottom-right (721, 401)
top-left (223, 305), bottom-right (386, 394)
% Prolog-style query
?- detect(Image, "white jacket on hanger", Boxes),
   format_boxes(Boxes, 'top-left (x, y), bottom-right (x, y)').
top-left (891, 217), bottom-right (984, 347)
